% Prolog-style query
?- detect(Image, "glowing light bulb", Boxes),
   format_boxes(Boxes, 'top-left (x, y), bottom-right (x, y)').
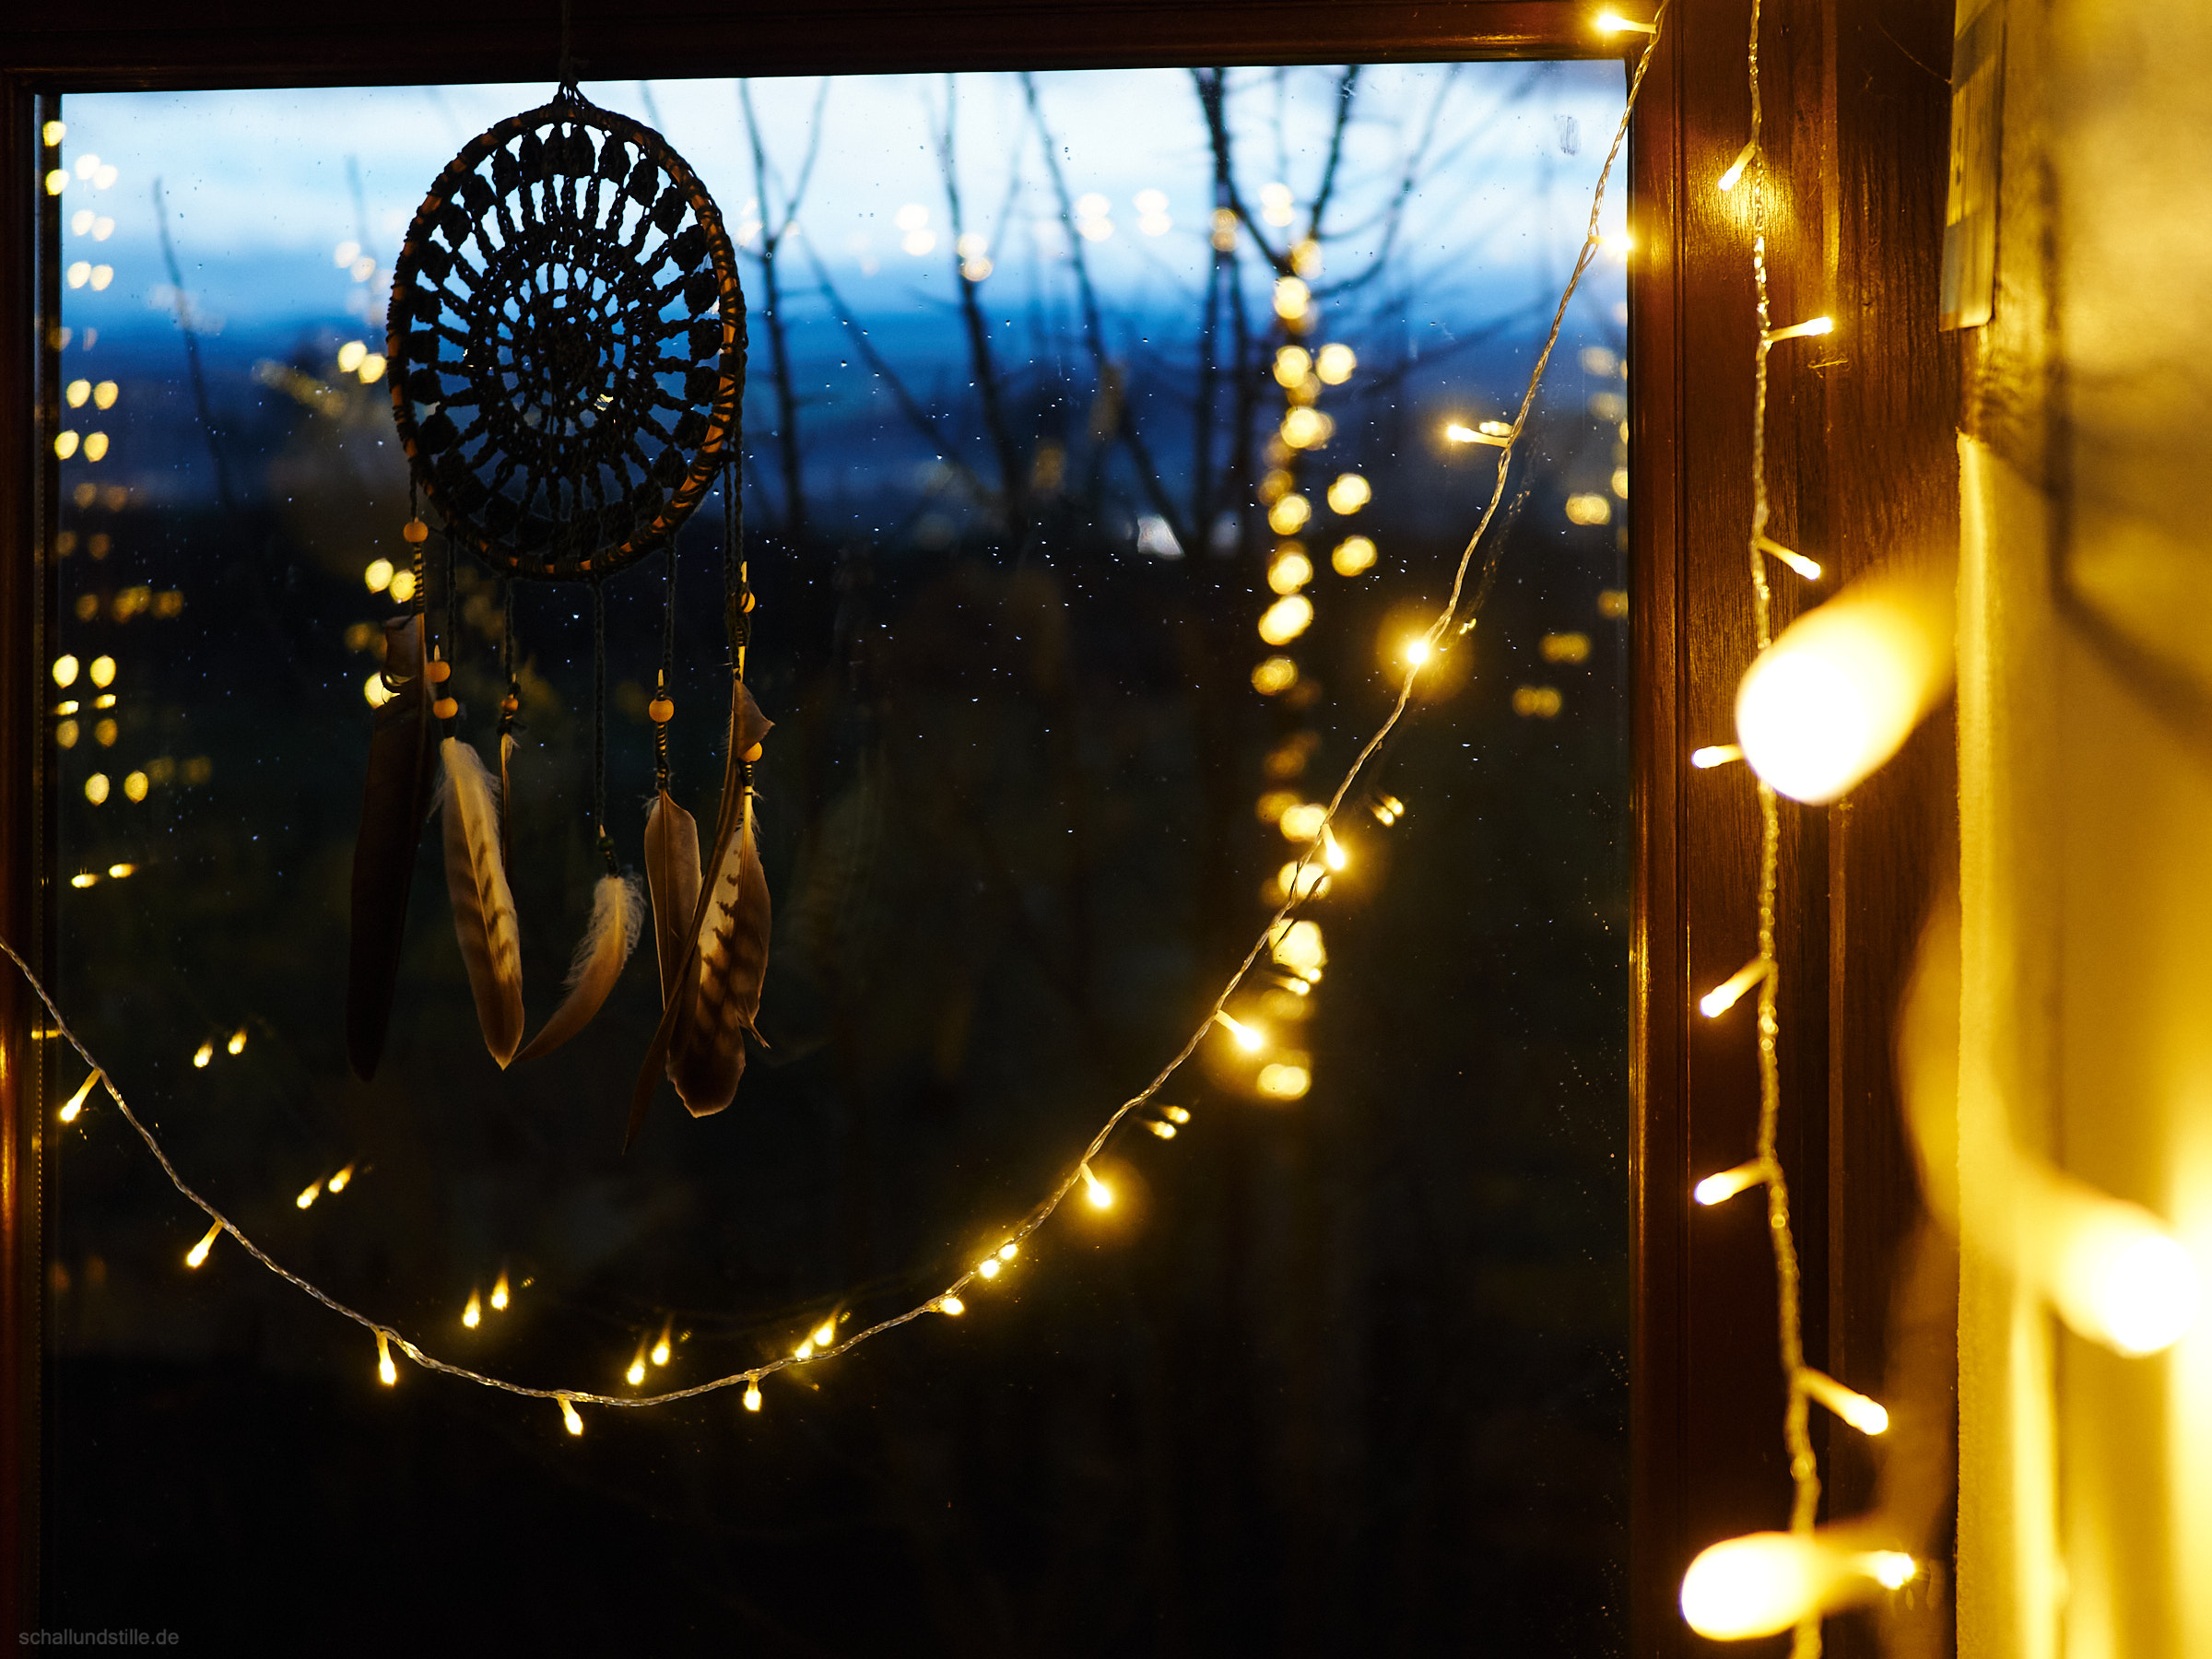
top-left (1764, 316), bottom-right (1835, 344)
top-left (326, 1163), bottom-right (355, 1194)
top-left (191, 1041), bottom-right (213, 1068)
top-left (464, 1290), bottom-right (483, 1329)
top-left (88, 655), bottom-right (114, 688)
top-left (297, 1180), bottom-right (323, 1210)
top-left (1700, 959), bottom-right (1770, 1018)
top-left (1735, 566), bottom-right (1955, 804)
top-left (794, 1340), bottom-right (815, 1360)
top-left (185, 1218), bottom-right (221, 1269)
top-left (1147, 1120), bottom-right (1178, 1139)
top-left (2038, 1176), bottom-right (2204, 1355)
top-left (1716, 139), bottom-right (1758, 193)
top-left (1689, 745), bottom-right (1743, 769)
top-left (812, 1318), bottom-right (838, 1347)
top-left (1801, 1369), bottom-right (1889, 1435)
top-left (1314, 343), bottom-right (1356, 384)
top-left (336, 340), bottom-right (367, 373)
top-left (1258, 595), bottom-right (1314, 646)
top-left (227, 1026), bottom-right (247, 1056)
top-left (387, 570), bottom-right (418, 605)
top-left (1680, 1533), bottom-right (1911, 1640)
top-left (1321, 825), bottom-right (1347, 871)
top-left (58, 1069), bottom-right (100, 1124)
top-left (490, 1272), bottom-right (511, 1312)
top-left (1757, 535), bottom-right (1822, 582)
top-left (1595, 9), bottom-right (1657, 33)
top-left (559, 1396), bottom-right (583, 1435)
top-left (999, 1242), bottom-right (1018, 1261)
top-left (1273, 346), bottom-right (1312, 387)
top-left (363, 559), bottom-right (394, 593)
top-left (1256, 1062), bottom-right (1312, 1100)
top-left (1081, 1164), bottom-right (1112, 1209)
top-left (627, 1348), bottom-right (648, 1387)
top-left (1215, 1011), bottom-right (1264, 1052)
top-left (1251, 656), bottom-right (1300, 696)
top-left (1326, 474), bottom-right (1371, 514)
top-left (1403, 636), bottom-right (1433, 667)
top-left (53, 654), bottom-right (79, 688)
top-left (978, 1257), bottom-right (1001, 1279)
top-left (69, 873), bottom-right (97, 888)
top-left (376, 1332), bottom-right (397, 1387)
top-left (652, 1321), bottom-right (673, 1366)
top-left (744, 1381), bottom-right (763, 1411)
top-left (1332, 535), bottom-right (1377, 576)
top-left (1273, 277), bottom-right (1310, 322)
top-left (1694, 1160), bottom-right (1765, 1206)
top-left (936, 1296), bottom-right (965, 1316)
top-left (1161, 1106), bottom-right (1192, 1124)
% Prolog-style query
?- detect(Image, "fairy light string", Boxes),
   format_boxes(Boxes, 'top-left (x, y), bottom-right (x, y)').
top-left (18, 17), bottom-right (1668, 1424)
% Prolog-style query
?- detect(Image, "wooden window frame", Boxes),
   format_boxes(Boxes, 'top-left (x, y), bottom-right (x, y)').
top-left (0, 4), bottom-right (1957, 1650)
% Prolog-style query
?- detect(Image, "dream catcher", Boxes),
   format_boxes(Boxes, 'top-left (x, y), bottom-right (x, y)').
top-left (344, 83), bottom-right (771, 1145)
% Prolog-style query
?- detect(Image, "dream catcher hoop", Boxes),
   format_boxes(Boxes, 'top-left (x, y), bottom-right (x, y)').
top-left (347, 83), bottom-right (773, 1147)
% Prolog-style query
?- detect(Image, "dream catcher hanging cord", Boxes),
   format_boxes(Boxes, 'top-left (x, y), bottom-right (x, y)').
top-left (20, 25), bottom-right (1665, 1415)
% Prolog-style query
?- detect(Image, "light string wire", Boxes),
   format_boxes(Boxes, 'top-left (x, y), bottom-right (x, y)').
top-left (10, 18), bottom-right (1668, 1418)
top-left (1740, 0), bottom-right (1822, 1652)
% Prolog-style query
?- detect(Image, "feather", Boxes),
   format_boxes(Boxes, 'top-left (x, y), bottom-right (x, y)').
top-left (347, 615), bottom-right (441, 1081)
top-left (440, 735), bottom-right (525, 1066)
top-left (513, 871), bottom-right (643, 1064)
top-left (500, 729), bottom-right (517, 875)
top-left (624, 680), bottom-right (774, 1146)
top-left (643, 790), bottom-right (701, 1009)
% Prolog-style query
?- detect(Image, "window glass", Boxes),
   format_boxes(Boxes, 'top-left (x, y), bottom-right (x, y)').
top-left (50, 65), bottom-right (1630, 1651)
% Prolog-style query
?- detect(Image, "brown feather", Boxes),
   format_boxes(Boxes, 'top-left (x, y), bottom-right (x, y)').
top-left (623, 680), bottom-right (774, 1145)
top-left (513, 872), bottom-right (641, 1064)
top-left (643, 790), bottom-right (701, 1009)
top-left (346, 615), bottom-right (440, 1081)
top-left (440, 736), bottom-right (525, 1066)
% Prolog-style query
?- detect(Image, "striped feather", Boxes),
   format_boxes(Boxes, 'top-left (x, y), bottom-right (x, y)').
top-left (440, 735), bottom-right (525, 1067)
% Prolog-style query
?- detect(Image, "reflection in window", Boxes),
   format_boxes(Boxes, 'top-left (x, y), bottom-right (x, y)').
top-left (52, 65), bottom-right (1630, 1652)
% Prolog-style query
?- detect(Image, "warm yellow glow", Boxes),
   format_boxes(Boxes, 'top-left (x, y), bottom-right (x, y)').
top-left (1734, 566), bottom-right (1956, 804)
top-left (59, 1070), bottom-right (100, 1124)
top-left (84, 772), bottom-right (110, 806)
top-left (326, 1163), bottom-right (354, 1193)
top-left (627, 1349), bottom-right (647, 1387)
top-left (490, 1272), bottom-right (511, 1311)
top-left (1680, 1534), bottom-right (1909, 1640)
top-left (1147, 1119), bottom-right (1178, 1139)
top-left (1332, 535), bottom-right (1377, 576)
top-left (1270, 920), bottom-right (1326, 977)
top-left (1251, 656), bottom-right (1300, 696)
top-left (464, 1291), bottom-right (483, 1329)
top-left (652, 1322), bottom-right (673, 1366)
top-left (363, 559), bottom-right (394, 593)
top-left (377, 1333), bottom-right (398, 1387)
top-left (999, 1242), bottom-right (1018, 1261)
top-left (1081, 1164), bottom-right (1113, 1209)
top-left (1690, 744), bottom-right (1743, 770)
top-left (560, 1396), bottom-right (583, 1435)
top-left (66, 379), bottom-right (89, 408)
top-left (978, 1257), bottom-right (1001, 1279)
top-left (1694, 1159), bottom-right (1766, 1206)
top-left (122, 772), bottom-right (147, 803)
top-left (1402, 636), bottom-right (1432, 668)
top-left (1541, 631), bottom-right (1592, 664)
top-left (227, 1027), bottom-right (247, 1056)
top-left (1160, 1106), bottom-right (1192, 1125)
top-left (1268, 495), bottom-right (1312, 536)
top-left (363, 673), bottom-right (394, 710)
top-left (191, 1041), bottom-right (213, 1068)
top-left (53, 654), bottom-right (79, 688)
top-left (1258, 595), bottom-right (1314, 646)
top-left (45, 169), bottom-right (67, 196)
top-left (94, 381), bottom-right (117, 410)
top-left (1700, 959), bottom-right (1769, 1018)
top-left (1445, 423), bottom-right (1511, 448)
top-left (1601, 230), bottom-right (1633, 256)
top-left (1267, 549), bottom-right (1313, 594)
top-left (744, 1381), bottom-right (763, 1410)
top-left (2035, 1173), bottom-right (2204, 1355)
top-left (1757, 535), bottom-right (1822, 581)
top-left (1801, 1368), bottom-right (1890, 1435)
top-left (1565, 493), bottom-right (1613, 525)
top-left (358, 354), bottom-right (387, 384)
top-left (794, 1340), bottom-right (815, 1360)
top-left (297, 1180), bottom-right (322, 1210)
top-left (1716, 139), bottom-right (1758, 193)
top-left (1257, 1062), bottom-right (1312, 1100)
top-left (185, 1218), bottom-right (221, 1269)
top-left (812, 1318), bottom-right (838, 1348)
top-left (1280, 406), bottom-right (1334, 450)
top-left (1277, 861), bottom-right (1329, 900)
top-left (1215, 1011), bottom-right (1264, 1052)
top-left (1764, 316), bottom-right (1835, 344)
top-left (53, 431), bottom-right (79, 460)
top-left (69, 873), bottom-right (97, 889)
top-left (1595, 9), bottom-right (1657, 33)
top-left (1314, 343), bottom-right (1356, 384)
top-left (1279, 803), bottom-right (1325, 842)
top-left (1325, 474), bottom-right (1371, 515)
top-left (1372, 794), bottom-right (1405, 824)
top-left (1512, 686), bottom-right (1564, 718)
top-left (387, 570), bottom-right (418, 605)
top-left (1273, 277), bottom-right (1311, 322)
top-left (336, 340), bottom-right (368, 373)
top-left (1321, 825), bottom-right (1347, 871)
top-left (1866, 1552), bottom-right (1916, 1590)
top-left (88, 655), bottom-right (114, 689)
top-left (1273, 346), bottom-right (1312, 387)
top-left (42, 121), bottom-right (65, 146)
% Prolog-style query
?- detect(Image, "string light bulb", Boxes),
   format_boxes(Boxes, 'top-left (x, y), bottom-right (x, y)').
top-left (935, 1296), bottom-right (965, 1316)
top-left (1800, 1369), bottom-right (1889, 1435)
top-left (1680, 1533), bottom-right (1913, 1640)
top-left (2025, 1168), bottom-right (2204, 1356)
top-left (1716, 139), bottom-right (1758, 193)
top-left (1689, 744), bottom-right (1743, 770)
top-left (1080, 1164), bottom-right (1112, 1209)
top-left (1214, 1011), bottom-right (1264, 1052)
top-left (192, 1041), bottom-right (213, 1068)
top-left (977, 1257), bottom-right (1001, 1279)
top-left (1595, 8), bottom-right (1657, 34)
top-left (296, 1180), bottom-right (323, 1210)
top-left (463, 1290), bottom-right (482, 1329)
top-left (811, 1317), bottom-right (838, 1348)
top-left (1756, 535), bottom-right (1821, 582)
top-left (1321, 825), bottom-right (1347, 871)
top-left (652, 1320), bottom-right (673, 1366)
top-left (376, 1332), bottom-right (397, 1387)
top-left (744, 1381), bottom-right (763, 1411)
top-left (185, 1218), bottom-right (222, 1269)
top-left (325, 1163), bottom-right (355, 1194)
top-left (1762, 316), bottom-right (1834, 345)
top-left (490, 1271), bottom-right (510, 1312)
top-left (1700, 959), bottom-right (1770, 1018)
top-left (1147, 1119), bottom-right (1178, 1139)
top-left (626, 1347), bottom-right (648, 1387)
top-left (1694, 1160), bottom-right (1766, 1206)
top-left (559, 1395), bottom-right (583, 1435)
top-left (227, 1027), bottom-right (247, 1056)
top-left (998, 1242), bottom-right (1018, 1261)
top-left (1734, 565), bottom-right (1957, 805)
top-left (58, 1069), bottom-right (100, 1124)
top-left (1161, 1106), bottom-right (1191, 1124)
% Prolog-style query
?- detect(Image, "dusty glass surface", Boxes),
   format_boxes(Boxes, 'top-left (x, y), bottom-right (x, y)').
top-left (48, 65), bottom-right (1631, 1652)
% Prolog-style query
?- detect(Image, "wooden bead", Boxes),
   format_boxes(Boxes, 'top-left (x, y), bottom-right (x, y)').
top-left (432, 697), bottom-right (458, 720)
top-left (500, 694), bottom-right (521, 715)
top-left (402, 518), bottom-right (429, 544)
top-left (648, 696), bottom-right (674, 724)
top-left (741, 742), bottom-right (763, 763)
top-left (426, 659), bottom-right (452, 683)
top-left (741, 592), bottom-right (757, 612)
